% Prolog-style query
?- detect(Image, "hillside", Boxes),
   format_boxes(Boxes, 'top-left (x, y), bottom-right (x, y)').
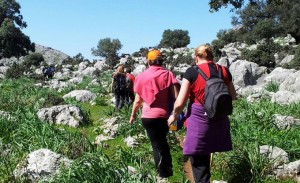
top-left (0, 41), bottom-right (300, 182)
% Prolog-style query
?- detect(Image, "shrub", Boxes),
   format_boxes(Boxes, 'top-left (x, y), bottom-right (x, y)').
top-left (241, 41), bottom-right (280, 68)
top-left (211, 39), bottom-right (226, 59)
top-left (265, 81), bottom-right (279, 92)
top-left (277, 45), bottom-right (296, 62)
top-left (132, 47), bottom-right (149, 57)
top-left (211, 29), bottom-right (237, 59)
top-left (242, 48), bottom-right (274, 67)
top-left (43, 93), bottom-right (65, 107)
top-left (23, 53), bottom-right (44, 68)
top-left (289, 45), bottom-right (300, 70)
top-left (175, 53), bottom-right (193, 65)
top-left (62, 56), bottom-right (81, 67)
top-left (5, 62), bottom-right (25, 79)
top-left (95, 96), bottom-right (108, 106)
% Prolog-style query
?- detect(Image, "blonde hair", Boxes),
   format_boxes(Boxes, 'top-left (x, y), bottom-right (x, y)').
top-left (116, 65), bottom-right (124, 73)
top-left (194, 44), bottom-right (214, 61)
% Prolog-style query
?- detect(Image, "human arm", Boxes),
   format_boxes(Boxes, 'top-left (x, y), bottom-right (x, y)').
top-left (167, 78), bottom-right (190, 126)
top-left (129, 93), bottom-right (143, 124)
top-left (171, 83), bottom-right (180, 100)
top-left (228, 82), bottom-right (237, 100)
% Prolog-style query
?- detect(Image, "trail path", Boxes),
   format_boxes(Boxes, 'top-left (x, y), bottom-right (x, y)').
top-left (174, 132), bottom-right (194, 183)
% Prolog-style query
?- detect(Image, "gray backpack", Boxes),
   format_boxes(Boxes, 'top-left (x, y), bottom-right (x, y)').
top-left (194, 65), bottom-right (233, 118)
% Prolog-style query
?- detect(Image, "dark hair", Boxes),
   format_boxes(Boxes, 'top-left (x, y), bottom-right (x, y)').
top-left (148, 55), bottom-right (164, 66)
top-left (125, 68), bottom-right (132, 73)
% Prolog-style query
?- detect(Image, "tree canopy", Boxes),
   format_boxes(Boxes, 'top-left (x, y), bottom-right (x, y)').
top-left (230, 0), bottom-right (300, 43)
top-left (210, 0), bottom-right (300, 68)
top-left (91, 38), bottom-right (122, 67)
top-left (159, 29), bottom-right (190, 49)
top-left (0, 0), bottom-right (35, 59)
top-left (208, 0), bottom-right (283, 12)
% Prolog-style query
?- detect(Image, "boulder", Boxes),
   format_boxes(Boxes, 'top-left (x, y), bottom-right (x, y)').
top-left (37, 105), bottom-right (85, 127)
top-left (63, 90), bottom-right (96, 102)
top-left (13, 149), bottom-right (72, 182)
top-left (260, 145), bottom-right (289, 168)
top-left (279, 71), bottom-right (300, 93)
top-left (264, 67), bottom-right (297, 84)
top-left (271, 90), bottom-right (300, 105)
top-left (229, 60), bottom-right (268, 87)
top-left (273, 114), bottom-right (300, 129)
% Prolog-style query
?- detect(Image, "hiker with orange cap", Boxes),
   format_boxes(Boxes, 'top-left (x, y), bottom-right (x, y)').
top-left (129, 49), bottom-right (179, 182)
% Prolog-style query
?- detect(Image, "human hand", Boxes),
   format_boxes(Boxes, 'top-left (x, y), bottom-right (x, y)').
top-left (129, 114), bottom-right (136, 124)
top-left (167, 115), bottom-right (177, 126)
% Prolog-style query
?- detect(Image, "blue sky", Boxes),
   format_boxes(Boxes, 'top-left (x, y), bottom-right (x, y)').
top-left (18, 0), bottom-right (235, 61)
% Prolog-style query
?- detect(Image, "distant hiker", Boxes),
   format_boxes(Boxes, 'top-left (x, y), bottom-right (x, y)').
top-left (168, 44), bottom-right (237, 183)
top-left (129, 50), bottom-right (179, 182)
top-left (111, 65), bottom-right (126, 110)
top-left (43, 65), bottom-right (55, 79)
top-left (124, 67), bottom-right (135, 105)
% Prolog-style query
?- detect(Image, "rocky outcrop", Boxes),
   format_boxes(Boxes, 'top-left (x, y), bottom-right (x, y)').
top-left (264, 67), bottom-right (297, 84)
top-left (259, 145), bottom-right (300, 181)
top-left (101, 117), bottom-right (120, 137)
top-left (279, 71), bottom-right (300, 93)
top-left (273, 114), bottom-right (300, 129)
top-left (271, 90), bottom-right (300, 105)
top-left (13, 149), bottom-right (72, 182)
top-left (260, 145), bottom-right (289, 168)
top-left (0, 44), bottom-right (69, 67)
top-left (229, 60), bottom-right (268, 87)
top-left (34, 44), bottom-right (69, 65)
top-left (37, 105), bottom-right (85, 127)
top-left (63, 90), bottom-right (96, 103)
top-left (124, 136), bottom-right (139, 148)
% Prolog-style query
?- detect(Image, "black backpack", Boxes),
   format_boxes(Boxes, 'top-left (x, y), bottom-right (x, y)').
top-left (125, 76), bottom-right (133, 92)
top-left (113, 73), bottom-right (126, 92)
top-left (194, 64), bottom-right (233, 118)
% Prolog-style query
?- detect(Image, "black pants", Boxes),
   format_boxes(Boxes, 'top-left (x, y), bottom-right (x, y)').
top-left (114, 91), bottom-right (125, 110)
top-left (125, 90), bottom-right (134, 105)
top-left (142, 118), bottom-right (173, 178)
top-left (190, 154), bottom-right (211, 183)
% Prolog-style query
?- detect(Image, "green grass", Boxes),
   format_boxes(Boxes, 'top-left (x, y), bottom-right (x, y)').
top-left (211, 99), bottom-right (300, 182)
top-left (1, 74), bottom-right (299, 182)
top-left (265, 81), bottom-right (280, 92)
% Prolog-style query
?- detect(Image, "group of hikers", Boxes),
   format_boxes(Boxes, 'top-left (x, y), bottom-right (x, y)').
top-left (112, 44), bottom-right (237, 183)
top-left (111, 66), bottom-right (136, 110)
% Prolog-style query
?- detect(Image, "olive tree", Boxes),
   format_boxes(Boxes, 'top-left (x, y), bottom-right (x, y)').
top-left (159, 29), bottom-right (190, 49)
top-left (91, 38), bottom-right (122, 67)
top-left (0, 0), bottom-right (35, 59)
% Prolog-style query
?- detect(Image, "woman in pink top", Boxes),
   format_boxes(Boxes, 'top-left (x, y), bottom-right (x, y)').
top-left (129, 50), bottom-right (179, 180)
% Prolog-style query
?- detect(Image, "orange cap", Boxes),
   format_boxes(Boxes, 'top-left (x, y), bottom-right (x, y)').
top-left (147, 50), bottom-right (161, 61)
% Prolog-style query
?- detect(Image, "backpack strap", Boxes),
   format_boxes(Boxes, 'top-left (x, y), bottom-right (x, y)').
top-left (193, 65), bottom-right (209, 81)
top-left (206, 63), bottom-right (223, 79)
top-left (215, 64), bottom-right (222, 79)
top-left (192, 64), bottom-right (223, 105)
